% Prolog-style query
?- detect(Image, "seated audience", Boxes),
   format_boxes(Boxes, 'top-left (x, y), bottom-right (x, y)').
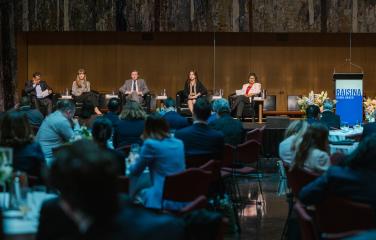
top-left (37, 140), bottom-right (185, 240)
top-left (92, 117), bottom-right (126, 175)
top-left (78, 100), bottom-right (98, 129)
top-left (0, 111), bottom-right (45, 177)
top-left (36, 100), bottom-right (79, 166)
top-left (306, 104), bottom-right (320, 124)
top-left (320, 99), bottom-right (340, 129)
top-left (17, 96), bottom-right (44, 128)
top-left (291, 122), bottom-right (330, 174)
top-left (209, 98), bottom-right (244, 146)
top-left (175, 97), bottom-right (224, 160)
top-left (113, 100), bottom-right (146, 148)
top-left (161, 98), bottom-right (189, 131)
top-left (207, 100), bottom-right (218, 124)
top-left (299, 134), bottom-right (376, 209)
top-left (279, 120), bottom-right (309, 164)
top-left (129, 113), bottom-right (185, 209)
top-left (361, 111), bottom-right (376, 140)
top-left (104, 97), bottom-right (121, 127)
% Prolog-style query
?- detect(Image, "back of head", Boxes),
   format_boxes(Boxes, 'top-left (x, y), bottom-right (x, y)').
top-left (107, 97), bottom-right (120, 113)
top-left (19, 96), bottom-right (31, 108)
top-left (0, 111), bottom-right (33, 147)
top-left (119, 100), bottom-right (146, 120)
top-left (49, 139), bottom-right (118, 220)
top-left (212, 98), bottom-right (230, 116)
top-left (56, 99), bottom-right (75, 113)
top-left (143, 112), bottom-right (170, 140)
top-left (193, 97), bottom-right (211, 121)
top-left (292, 122), bottom-right (329, 170)
top-left (306, 105), bottom-right (320, 120)
top-left (80, 100), bottom-right (95, 119)
top-left (92, 117), bottom-right (112, 146)
top-left (323, 99), bottom-right (334, 111)
top-left (346, 134), bottom-right (376, 171)
top-left (164, 97), bottom-right (176, 109)
top-left (284, 120), bottom-right (308, 139)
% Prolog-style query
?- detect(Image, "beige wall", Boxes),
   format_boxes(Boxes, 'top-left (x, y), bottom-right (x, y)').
top-left (18, 32), bottom-right (376, 111)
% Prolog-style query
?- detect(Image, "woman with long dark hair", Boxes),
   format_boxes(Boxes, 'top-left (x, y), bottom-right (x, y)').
top-left (183, 70), bottom-right (207, 113)
top-left (0, 111), bottom-right (45, 177)
top-left (291, 122), bottom-right (330, 173)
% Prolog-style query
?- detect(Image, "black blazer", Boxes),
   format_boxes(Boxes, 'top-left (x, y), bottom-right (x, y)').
top-left (209, 114), bottom-right (244, 146)
top-left (162, 111), bottom-right (189, 130)
top-left (182, 80), bottom-right (207, 99)
top-left (175, 123), bottom-right (224, 160)
top-left (320, 110), bottom-right (341, 129)
top-left (24, 80), bottom-right (50, 97)
top-left (362, 122), bottom-right (376, 140)
top-left (113, 119), bottom-right (145, 148)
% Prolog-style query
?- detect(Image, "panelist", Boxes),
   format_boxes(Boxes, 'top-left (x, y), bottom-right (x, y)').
top-left (231, 72), bottom-right (261, 119)
top-left (119, 70), bottom-right (149, 104)
top-left (183, 70), bottom-right (207, 113)
top-left (24, 72), bottom-right (53, 115)
top-left (71, 68), bottom-right (101, 114)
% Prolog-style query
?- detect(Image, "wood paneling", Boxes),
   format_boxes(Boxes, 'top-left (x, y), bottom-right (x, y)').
top-left (18, 32), bottom-right (376, 111)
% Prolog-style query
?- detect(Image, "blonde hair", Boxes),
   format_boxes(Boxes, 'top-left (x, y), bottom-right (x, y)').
top-left (75, 68), bottom-right (87, 88)
top-left (119, 101), bottom-right (147, 120)
top-left (284, 120), bottom-right (308, 152)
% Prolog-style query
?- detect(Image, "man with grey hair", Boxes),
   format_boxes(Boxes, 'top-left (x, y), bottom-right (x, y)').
top-left (36, 99), bottom-right (80, 165)
top-left (209, 98), bottom-right (244, 145)
top-left (320, 99), bottom-right (340, 129)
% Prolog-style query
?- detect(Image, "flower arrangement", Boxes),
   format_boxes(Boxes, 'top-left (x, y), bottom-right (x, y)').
top-left (297, 91), bottom-right (335, 112)
top-left (363, 97), bottom-right (376, 122)
top-left (0, 148), bottom-right (13, 185)
top-left (70, 126), bottom-right (92, 142)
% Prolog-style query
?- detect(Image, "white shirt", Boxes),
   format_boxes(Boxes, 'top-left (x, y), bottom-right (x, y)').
top-left (35, 84), bottom-right (43, 98)
top-left (241, 82), bottom-right (262, 101)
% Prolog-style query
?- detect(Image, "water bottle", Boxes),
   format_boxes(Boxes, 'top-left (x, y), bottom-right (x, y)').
top-left (65, 88), bottom-right (69, 96)
top-left (163, 89), bottom-right (166, 96)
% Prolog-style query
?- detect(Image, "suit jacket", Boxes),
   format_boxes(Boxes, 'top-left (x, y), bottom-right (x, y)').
top-left (24, 80), bottom-right (50, 97)
top-left (18, 106), bottom-right (44, 126)
top-left (175, 123), bottom-right (224, 160)
top-left (209, 114), bottom-right (244, 146)
top-left (299, 166), bottom-right (376, 210)
top-left (37, 197), bottom-right (185, 240)
top-left (104, 111), bottom-right (120, 127)
top-left (119, 79), bottom-right (149, 95)
top-left (162, 111), bottom-right (189, 130)
top-left (361, 122), bottom-right (376, 140)
top-left (129, 137), bottom-right (185, 209)
top-left (182, 80), bottom-right (207, 99)
top-left (320, 110), bottom-right (340, 129)
top-left (113, 119), bottom-right (145, 148)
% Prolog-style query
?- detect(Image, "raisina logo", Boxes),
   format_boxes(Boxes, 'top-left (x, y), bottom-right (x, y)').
top-left (336, 88), bottom-right (362, 100)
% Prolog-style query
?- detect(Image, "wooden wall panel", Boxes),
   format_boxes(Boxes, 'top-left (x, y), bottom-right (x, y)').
top-left (20, 32), bottom-right (376, 111)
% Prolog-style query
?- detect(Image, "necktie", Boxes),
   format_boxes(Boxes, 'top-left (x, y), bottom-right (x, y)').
top-left (246, 83), bottom-right (254, 95)
top-left (133, 80), bottom-right (136, 92)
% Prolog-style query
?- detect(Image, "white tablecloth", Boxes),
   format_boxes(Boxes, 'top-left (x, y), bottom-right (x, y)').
top-left (329, 127), bottom-right (363, 142)
top-left (330, 142), bottom-right (359, 155)
top-left (1, 192), bottom-right (57, 235)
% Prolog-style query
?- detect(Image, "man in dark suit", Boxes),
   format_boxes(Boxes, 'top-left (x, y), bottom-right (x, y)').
top-left (119, 70), bottom-right (149, 104)
top-left (175, 97), bottom-right (224, 160)
top-left (17, 96), bottom-right (44, 127)
top-left (306, 104), bottom-right (320, 125)
top-left (161, 97), bottom-right (189, 131)
top-left (24, 72), bottom-right (53, 115)
top-left (209, 98), bottom-right (244, 146)
top-left (37, 140), bottom-right (185, 240)
top-left (104, 97), bottom-right (121, 127)
top-left (320, 99), bottom-right (340, 129)
top-left (299, 134), bottom-right (376, 210)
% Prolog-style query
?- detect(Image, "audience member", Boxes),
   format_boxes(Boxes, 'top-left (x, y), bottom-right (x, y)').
top-left (161, 97), bottom-right (189, 131)
top-left (17, 96), bottom-right (44, 128)
top-left (78, 100), bottom-right (98, 129)
top-left (0, 111), bottom-right (45, 177)
top-left (320, 99), bottom-right (340, 129)
top-left (299, 134), bottom-right (376, 209)
top-left (37, 140), bottom-right (185, 240)
top-left (291, 122), bottom-right (330, 174)
top-left (209, 98), bottom-right (244, 146)
top-left (92, 117), bottom-right (126, 175)
top-left (361, 111), bottom-right (376, 140)
top-left (279, 120), bottom-right (309, 164)
top-left (104, 97), bottom-right (121, 127)
top-left (129, 113), bottom-right (185, 209)
top-left (113, 100), bottom-right (146, 148)
top-left (36, 100), bottom-right (79, 165)
top-left (175, 97), bottom-right (224, 160)
top-left (306, 104), bottom-right (320, 124)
